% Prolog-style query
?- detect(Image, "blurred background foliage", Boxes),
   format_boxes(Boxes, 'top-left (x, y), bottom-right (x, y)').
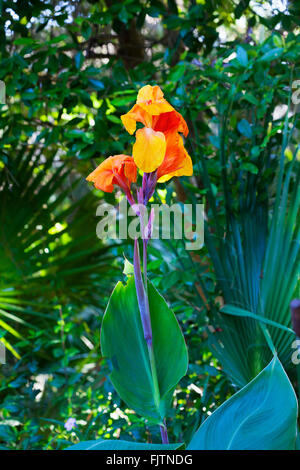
top-left (0, 0), bottom-right (299, 449)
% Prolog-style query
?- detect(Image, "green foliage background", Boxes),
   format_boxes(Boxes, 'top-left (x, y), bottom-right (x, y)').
top-left (0, 0), bottom-right (299, 449)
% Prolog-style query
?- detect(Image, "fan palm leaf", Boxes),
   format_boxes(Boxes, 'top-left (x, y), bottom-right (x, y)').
top-left (0, 146), bottom-right (121, 358)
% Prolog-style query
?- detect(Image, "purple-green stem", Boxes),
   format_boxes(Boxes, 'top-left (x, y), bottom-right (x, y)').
top-left (142, 237), bottom-right (169, 444)
top-left (160, 420), bottom-right (169, 444)
top-left (143, 238), bottom-right (148, 291)
top-left (139, 237), bottom-right (169, 445)
top-left (127, 173), bottom-right (169, 445)
top-left (134, 209), bottom-right (169, 445)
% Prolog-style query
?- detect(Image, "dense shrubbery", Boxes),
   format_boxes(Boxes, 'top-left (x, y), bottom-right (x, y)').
top-left (0, 0), bottom-right (299, 449)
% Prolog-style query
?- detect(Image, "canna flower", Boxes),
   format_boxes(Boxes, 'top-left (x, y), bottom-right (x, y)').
top-left (121, 85), bottom-right (192, 177)
top-left (86, 154), bottom-right (137, 193)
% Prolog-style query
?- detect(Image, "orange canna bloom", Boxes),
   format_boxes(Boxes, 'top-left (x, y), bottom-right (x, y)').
top-left (121, 84), bottom-right (191, 178)
top-left (86, 154), bottom-right (137, 193)
top-left (87, 85), bottom-right (192, 198)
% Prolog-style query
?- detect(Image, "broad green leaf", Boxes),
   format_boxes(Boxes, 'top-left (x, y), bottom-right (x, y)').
top-left (236, 46), bottom-right (248, 67)
top-left (259, 47), bottom-right (284, 62)
top-left (240, 162), bottom-right (258, 174)
top-left (106, 115), bottom-right (122, 124)
top-left (47, 34), bottom-right (69, 44)
top-left (88, 79), bottom-right (105, 90)
top-left (168, 64), bottom-right (186, 82)
top-left (188, 357), bottom-right (298, 450)
top-left (75, 52), bottom-right (84, 70)
top-left (273, 34), bottom-right (283, 48)
top-left (101, 276), bottom-right (188, 423)
top-left (237, 119), bottom-right (252, 138)
top-left (13, 37), bottom-right (36, 46)
top-left (66, 439), bottom-right (183, 450)
top-left (242, 93), bottom-right (259, 106)
top-left (111, 96), bottom-right (135, 106)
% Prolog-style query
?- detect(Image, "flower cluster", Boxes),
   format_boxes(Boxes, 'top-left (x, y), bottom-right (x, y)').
top-left (86, 85), bottom-right (192, 201)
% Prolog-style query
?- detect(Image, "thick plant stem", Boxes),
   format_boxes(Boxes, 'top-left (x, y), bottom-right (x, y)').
top-left (143, 238), bottom-right (148, 293)
top-left (133, 239), bottom-right (160, 408)
top-left (133, 184), bottom-right (169, 444)
top-left (134, 238), bottom-right (170, 443)
top-left (133, 239), bottom-right (152, 339)
top-left (160, 420), bottom-right (169, 444)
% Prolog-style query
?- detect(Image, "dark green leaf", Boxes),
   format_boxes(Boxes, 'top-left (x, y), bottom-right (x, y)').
top-left (237, 119), bottom-right (252, 138)
top-left (236, 46), bottom-right (248, 67)
top-left (259, 48), bottom-right (284, 62)
top-left (188, 357), bottom-right (298, 450)
top-left (101, 277), bottom-right (188, 423)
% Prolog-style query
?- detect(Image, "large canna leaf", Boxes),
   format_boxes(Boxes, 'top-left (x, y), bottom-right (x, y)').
top-left (188, 356), bottom-right (298, 450)
top-left (101, 276), bottom-right (188, 423)
top-left (66, 440), bottom-right (183, 450)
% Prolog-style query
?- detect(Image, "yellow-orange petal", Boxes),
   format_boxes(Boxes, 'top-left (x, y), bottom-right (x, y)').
top-left (136, 84), bottom-right (174, 116)
top-left (138, 100), bottom-right (174, 116)
top-left (121, 112), bottom-right (137, 135)
top-left (137, 85), bottom-right (163, 103)
top-left (133, 127), bottom-right (166, 173)
top-left (121, 104), bottom-right (152, 134)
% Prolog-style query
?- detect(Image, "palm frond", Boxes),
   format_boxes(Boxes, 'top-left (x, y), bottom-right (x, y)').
top-left (203, 116), bottom-right (300, 387)
top-left (0, 146), bottom-right (121, 358)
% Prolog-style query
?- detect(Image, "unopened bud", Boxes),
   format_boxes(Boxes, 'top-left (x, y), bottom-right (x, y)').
top-left (290, 299), bottom-right (300, 337)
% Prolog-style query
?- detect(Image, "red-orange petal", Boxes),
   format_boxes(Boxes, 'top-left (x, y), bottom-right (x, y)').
top-left (153, 110), bottom-right (189, 137)
top-left (86, 155), bottom-right (137, 193)
top-left (124, 158), bottom-right (138, 183)
top-left (157, 132), bottom-right (193, 182)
